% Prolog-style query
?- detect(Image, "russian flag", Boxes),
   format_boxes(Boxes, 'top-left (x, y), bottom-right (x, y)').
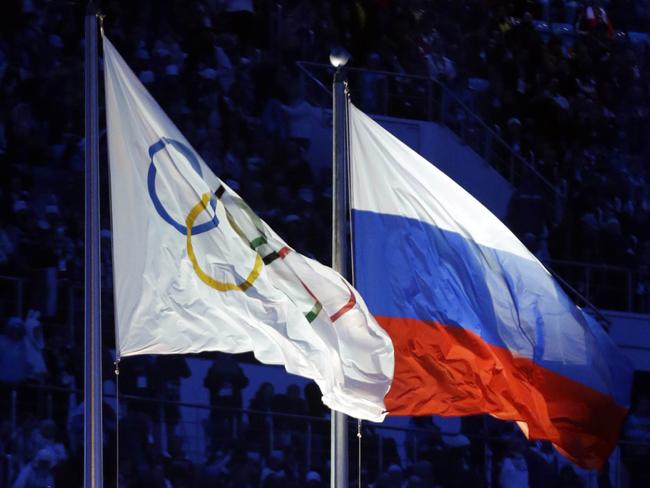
top-left (349, 104), bottom-right (633, 469)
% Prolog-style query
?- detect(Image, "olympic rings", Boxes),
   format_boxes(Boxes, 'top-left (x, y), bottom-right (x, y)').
top-left (186, 193), bottom-right (263, 292)
top-left (147, 138), bottom-right (219, 235)
top-left (146, 137), bottom-right (261, 292)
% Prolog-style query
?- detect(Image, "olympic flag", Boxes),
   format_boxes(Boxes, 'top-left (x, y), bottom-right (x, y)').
top-left (349, 103), bottom-right (633, 468)
top-left (103, 36), bottom-right (393, 421)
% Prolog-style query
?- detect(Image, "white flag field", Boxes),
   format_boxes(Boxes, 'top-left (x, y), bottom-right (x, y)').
top-left (103, 36), bottom-right (394, 421)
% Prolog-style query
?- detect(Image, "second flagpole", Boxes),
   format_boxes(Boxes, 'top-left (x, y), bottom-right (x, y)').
top-left (331, 50), bottom-right (351, 488)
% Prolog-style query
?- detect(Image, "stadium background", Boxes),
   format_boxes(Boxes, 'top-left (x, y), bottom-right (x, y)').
top-left (0, 0), bottom-right (649, 486)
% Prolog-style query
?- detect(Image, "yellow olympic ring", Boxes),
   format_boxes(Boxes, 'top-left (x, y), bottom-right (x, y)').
top-left (185, 193), bottom-right (263, 292)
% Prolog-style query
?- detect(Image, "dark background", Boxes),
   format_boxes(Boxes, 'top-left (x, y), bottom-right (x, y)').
top-left (0, 0), bottom-right (649, 487)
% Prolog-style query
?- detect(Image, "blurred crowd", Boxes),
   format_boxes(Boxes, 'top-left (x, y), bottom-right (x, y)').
top-left (3, 338), bottom-right (648, 487)
top-left (1, 0), bottom-right (650, 486)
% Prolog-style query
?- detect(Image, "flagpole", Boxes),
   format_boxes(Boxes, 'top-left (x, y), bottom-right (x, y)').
top-left (331, 51), bottom-right (351, 488)
top-left (84, 2), bottom-right (103, 487)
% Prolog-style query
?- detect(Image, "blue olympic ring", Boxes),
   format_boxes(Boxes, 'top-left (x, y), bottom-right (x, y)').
top-left (147, 138), bottom-right (219, 235)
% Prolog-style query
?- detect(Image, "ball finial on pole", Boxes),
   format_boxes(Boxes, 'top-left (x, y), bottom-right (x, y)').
top-left (329, 47), bottom-right (351, 68)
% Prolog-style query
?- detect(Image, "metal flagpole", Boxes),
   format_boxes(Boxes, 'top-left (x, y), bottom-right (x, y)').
top-left (330, 49), bottom-right (351, 488)
top-left (84, 2), bottom-right (103, 487)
